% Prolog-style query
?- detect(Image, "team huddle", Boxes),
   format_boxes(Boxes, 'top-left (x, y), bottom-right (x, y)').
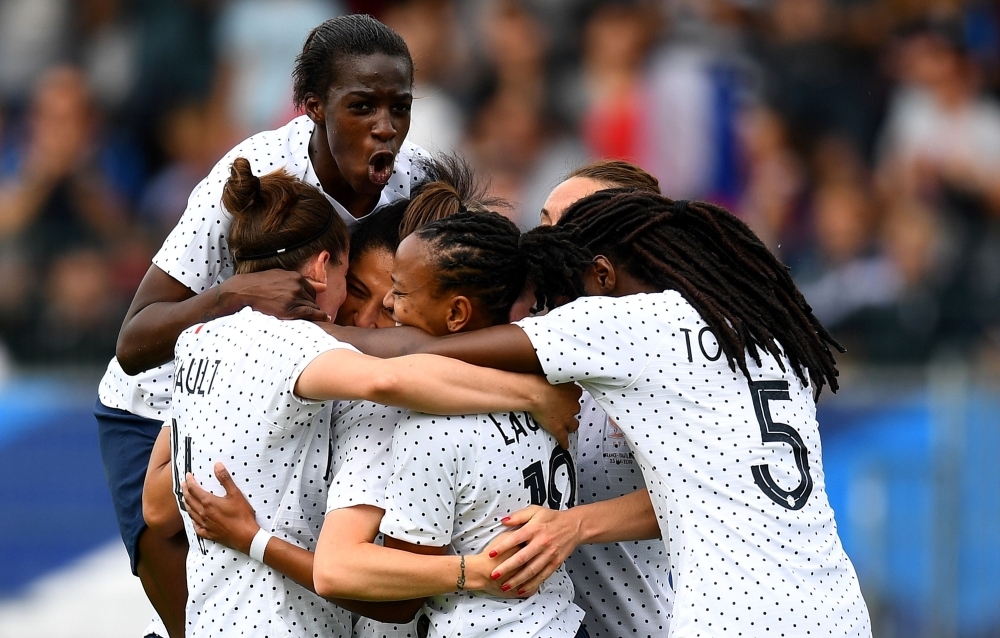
top-left (94, 14), bottom-right (872, 638)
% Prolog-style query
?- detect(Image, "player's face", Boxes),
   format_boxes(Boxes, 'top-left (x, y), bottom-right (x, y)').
top-left (318, 252), bottom-right (350, 318)
top-left (320, 54), bottom-right (413, 197)
top-left (335, 248), bottom-right (395, 329)
top-left (384, 235), bottom-right (453, 337)
top-left (540, 176), bottom-right (610, 226)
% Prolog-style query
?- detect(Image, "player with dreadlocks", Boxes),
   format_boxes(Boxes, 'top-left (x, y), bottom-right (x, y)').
top-left (309, 209), bottom-right (593, 638)
top-left (329, 190), bottom-right (872, 638)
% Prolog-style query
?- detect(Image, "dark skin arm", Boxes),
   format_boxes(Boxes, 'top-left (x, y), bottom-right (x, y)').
top-left (117, 265), bottom-right (328, 375)
top-left (321, 324), bottom-right (543, 374)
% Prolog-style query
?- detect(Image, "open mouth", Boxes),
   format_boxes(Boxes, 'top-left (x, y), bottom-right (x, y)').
top-left (368, 151), bottom-right (395, 186)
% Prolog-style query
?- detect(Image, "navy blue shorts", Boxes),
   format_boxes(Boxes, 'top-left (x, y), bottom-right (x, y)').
top-left (95, 399), bottom-right (163, 575)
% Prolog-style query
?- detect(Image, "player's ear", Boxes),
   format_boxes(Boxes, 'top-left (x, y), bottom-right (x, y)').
top-left (304, 94), bottom-right (325, 127)
top-left (302, 251), bottom-right (331, 292)
top-left (445, 296), bottom-right (473, 333)
top-left (583, 255), bottom-right (616, 296)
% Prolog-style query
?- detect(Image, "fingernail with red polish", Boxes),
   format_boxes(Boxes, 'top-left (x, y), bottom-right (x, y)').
top-left (501, 584), bottom-right (510, 592)
top-left (491, 571), bottom-right (501, 580)
top-left (518, 589), bottom-right (526, 595)
top-left (489, 550), bottom-right (497, 558)
top-left (501, 517), bottom-right (511, 523)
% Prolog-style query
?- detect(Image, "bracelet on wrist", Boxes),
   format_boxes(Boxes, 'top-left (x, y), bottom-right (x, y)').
top-left (249, 528), bottom-right (272, 562)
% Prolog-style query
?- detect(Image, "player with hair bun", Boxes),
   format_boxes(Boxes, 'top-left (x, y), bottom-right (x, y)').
top-left (142, 159), bottom-right (581, 638)
top-left (96, 15), bottom-right (429, 636)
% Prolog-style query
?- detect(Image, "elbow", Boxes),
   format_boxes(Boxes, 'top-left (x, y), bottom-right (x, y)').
top-left (142, 501), bottom-right (175, 537)
top-left (115, 332), bottom-right (141, 376)
top-left (314, 562), bottom-right (350, 600)
top-left (142, 491), bottom-right (181, 538)
top-left (366, 370), bottom-right (404, 406)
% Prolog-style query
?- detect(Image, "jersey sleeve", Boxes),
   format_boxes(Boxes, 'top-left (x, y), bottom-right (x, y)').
top-left (251, 317), bottom-right (359, 428)
top-left (379, 414), bottom-right (478, 547)
top-left (326, 404), bottom-right (404, 513)
top-left (514, 296), bottom-right (651, 388)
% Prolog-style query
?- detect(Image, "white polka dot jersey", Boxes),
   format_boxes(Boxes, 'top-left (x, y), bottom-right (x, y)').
top-left (516, 292), bottom-right (872, 638)
top-left (171, 307), bottom-right (358, 638)
top-left (568, 393), bottom-right (673, 637)
top-left (380, 411), bottom-right (586, 638)
top-left (324, 399), bottom-right (418, 638)
top-left (99, 115), bottom-right (426, 420)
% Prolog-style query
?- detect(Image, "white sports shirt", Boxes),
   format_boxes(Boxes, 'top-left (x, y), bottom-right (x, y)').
top-left (99, 115), bottom-right (427, 420)
top-left (324, 399), bottom-right (418, 638)
top-left (516, 292), bottom-right (872, 638)
top-left (170, 307), bottom-right (356, 638)
top-left (380, 411), bottom-right (586, 638)
top-left (569, 393), bottom-right (672, 637)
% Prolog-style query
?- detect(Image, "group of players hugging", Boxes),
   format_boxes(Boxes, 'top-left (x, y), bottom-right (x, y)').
top-left (94, 14), bottom-right (873, 638)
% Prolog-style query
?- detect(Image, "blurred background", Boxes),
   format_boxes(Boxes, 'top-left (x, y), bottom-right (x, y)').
top-left (0, 0), bottom-right (998, 636)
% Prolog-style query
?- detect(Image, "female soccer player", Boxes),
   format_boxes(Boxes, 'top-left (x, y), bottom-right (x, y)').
top-left (178, 170), bottom-right (517, 638)
top-left (331, 191), bottom-right (873, 638)
top-left (316, 210), bottom-right (587, 638)
top-left (155, 158), bottom-right (579, 638)
top-left (526, 160), bottom-right (672, 638)
top-left (95, 15), bottom-right (427, 637)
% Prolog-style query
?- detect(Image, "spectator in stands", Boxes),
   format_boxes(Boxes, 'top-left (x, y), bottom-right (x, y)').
top-left (382, 0), bottom-right (465, 153)
top-left (137, 101), bottom-right (222, 243)
top-left (877, 20), bottom-right (1000, 217)
top-left (0, 66), bottom-right (144, 362)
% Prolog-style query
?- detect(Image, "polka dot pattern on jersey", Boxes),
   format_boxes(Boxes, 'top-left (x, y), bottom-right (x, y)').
top-left (517, 292), bottom-right (872, 638)
top-left (326, 401), bottom-right (418, 638)
top-left (380, 411), bottom-right (585, 638)
top-left (567, 392), bottom-right (672, 637)
top-left (99, 115), bottom-right (426, 420)
top-left (171, 308), bottom-right (360, 638)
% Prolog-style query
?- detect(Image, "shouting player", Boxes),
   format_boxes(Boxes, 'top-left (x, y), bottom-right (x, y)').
top-left (96, 15), bottom-right (425, 637)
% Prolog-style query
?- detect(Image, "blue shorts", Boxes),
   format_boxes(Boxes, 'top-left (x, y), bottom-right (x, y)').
top-left (95, 399), bottom-right (163, 575)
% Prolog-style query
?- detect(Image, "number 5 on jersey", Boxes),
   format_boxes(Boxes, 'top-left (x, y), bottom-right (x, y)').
top-left (749, 380), bottom-right (813, 511)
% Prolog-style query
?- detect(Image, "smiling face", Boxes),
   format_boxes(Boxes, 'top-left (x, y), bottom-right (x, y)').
top-left (336, 247), bottom-right (395, 328)
top-left (383, 234), bottom-right (454, 337)
top-left (306, 53), bottom-right (413, 209)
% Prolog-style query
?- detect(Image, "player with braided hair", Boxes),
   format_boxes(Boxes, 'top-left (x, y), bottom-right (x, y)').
top-left (557, 190), bottom-right (842, 395)
top-left (316, 209), bottom-right (591, 637)
top-left (329, 190), bottom-right (871, 638)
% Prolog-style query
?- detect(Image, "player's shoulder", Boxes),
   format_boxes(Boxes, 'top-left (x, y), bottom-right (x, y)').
top-left (217, 116), bottom-right (312, 176)
top-left (397, 140), bottom-right (429, 165)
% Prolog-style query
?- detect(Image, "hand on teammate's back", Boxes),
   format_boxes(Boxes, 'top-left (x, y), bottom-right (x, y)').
top-left (530, 382), bottom-right (581, 449)
top-left (182, 462), bottom-right (260, 555)
top-left (485, 506), bottom-right (580, 596)
top-left (219, 269), bottom-right (329, 323)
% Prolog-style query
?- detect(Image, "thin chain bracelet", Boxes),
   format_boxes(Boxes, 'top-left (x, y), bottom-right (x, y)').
top-left (457, 555), bottom-right (466, 590)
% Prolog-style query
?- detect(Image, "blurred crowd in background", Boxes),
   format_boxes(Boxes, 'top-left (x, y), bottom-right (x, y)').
top-left (0, 0), bottom-right (998, 372)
